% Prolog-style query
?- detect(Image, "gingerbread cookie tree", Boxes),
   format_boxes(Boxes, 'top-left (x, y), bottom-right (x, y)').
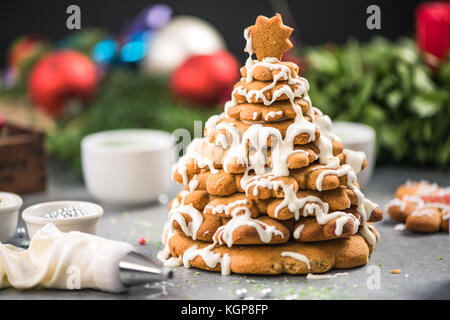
top-left (158, 14), bottom-right (383, 275)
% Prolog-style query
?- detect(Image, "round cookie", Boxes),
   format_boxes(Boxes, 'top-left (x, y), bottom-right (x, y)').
top-left (233, 80), bottom-right (302, 104)
top-left (168, 231), bottom-right (372, 275)
top-left (240, 61), bottom-right (299, 81)
top-left (226, 97), bottom-right (309, 122)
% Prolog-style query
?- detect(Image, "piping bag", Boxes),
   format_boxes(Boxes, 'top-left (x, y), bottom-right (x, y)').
top-left (0, 223), bottom-right (173, 293)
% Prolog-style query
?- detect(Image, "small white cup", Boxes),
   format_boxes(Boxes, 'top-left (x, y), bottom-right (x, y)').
top-left (22, 200), bottom-right (103, 238)
top-left (81, 129), bottom-right (174, 207)
top-left (0, 192), bottom-right (23, 243)
top-left (332, 121), bottom-right (376, 188)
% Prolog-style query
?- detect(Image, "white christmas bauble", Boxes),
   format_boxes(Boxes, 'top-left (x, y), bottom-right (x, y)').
top-left (143, 16), bottom-right (226, 75)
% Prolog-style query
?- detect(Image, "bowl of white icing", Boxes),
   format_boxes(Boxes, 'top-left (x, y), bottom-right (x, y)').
top-left (22, 201), bottom-right (103, 238)
top-left (0, 192), bottom-right (23, 243)
top-left (81, 129), bottom-right (174, 207)
top-left (332, 121), bottom-right (376, 188)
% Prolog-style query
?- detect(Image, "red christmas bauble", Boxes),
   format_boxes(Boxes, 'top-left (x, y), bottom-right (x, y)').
top-left (416, 2), bottom-right (450, 66)
top-left (28, 50), bottom-right (98, 115)
top-left (170, 50), bottom-right (239, 106)
top-left (171, 54), bottom-right (219, 104)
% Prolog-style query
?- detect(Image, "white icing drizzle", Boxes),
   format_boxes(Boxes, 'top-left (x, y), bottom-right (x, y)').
top-left (412, 208), bottom-right (435, 217)
top-left (343, 149), bottom-right (366, 174)
top-left (215, 212), bottom-right (285, 247)
top-left (188, 175), bottom-right (199, 192)
top-left (306, 272), bottom-right (348, 280)
top-left (183, 245), bottom-right (231, 276)
top-left (173, 138), bottom-right (218, 184)
top-left (252, 112), bottom-right (258, 120)
top-left (204, 199), bottom-right (248, 216)
top-left (281, 251), bottom-right (311, 270)
top-left (264, 111), bottom-right (283, 121)
top-left (293, 224), bottom-right (304, 239)
top-left (385, 198), bottom-right (406, 212)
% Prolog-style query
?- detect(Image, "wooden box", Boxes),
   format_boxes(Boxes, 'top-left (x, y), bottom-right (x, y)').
top-left (0, 122), bottom-right (47, 194)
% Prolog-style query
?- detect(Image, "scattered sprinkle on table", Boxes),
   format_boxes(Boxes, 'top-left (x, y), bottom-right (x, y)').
top-left (390, 269), bottom-right (402, 274)
top-left (44, 206), bottom-right (87, 219)
top-left (138, 237), bottom-right (146, 245)
top-left (235, 288), bottom-right (247, 299)
top-left (439, 257), bottom-right (444, 260)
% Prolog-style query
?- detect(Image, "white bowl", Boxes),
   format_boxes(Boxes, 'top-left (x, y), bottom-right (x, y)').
top-left (0, 192), bottom-right (23, 243)
top-left (81, 129), bottom-right (174, 207)
top-left (22, 201), bottom-right (103, 238)
top-left (332, 121), bottom-right (376, 188)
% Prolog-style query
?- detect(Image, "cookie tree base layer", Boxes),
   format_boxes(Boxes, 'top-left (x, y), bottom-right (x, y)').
top-left (169, 231), bottom-right (372, 275)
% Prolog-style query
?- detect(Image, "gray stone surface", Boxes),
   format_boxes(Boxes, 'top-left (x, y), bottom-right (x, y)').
top-left (2, 163), bottom-right (450, 300)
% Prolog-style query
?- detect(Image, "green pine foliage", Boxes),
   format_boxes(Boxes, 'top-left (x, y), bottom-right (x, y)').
top-left (304, 37), bottom-right (450, 170)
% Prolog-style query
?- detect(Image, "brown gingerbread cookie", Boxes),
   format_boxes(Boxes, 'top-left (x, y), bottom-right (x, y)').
top-left (232, 80), bottom-right (301, 104)
top-left (168, 231), bottom-right (372, 275)
top-left (240, 61), bottom-right (299, 81)
top-left (386, 180), bottom-right (449, 233)
top-left (226, 98), bottom-right (309, 122)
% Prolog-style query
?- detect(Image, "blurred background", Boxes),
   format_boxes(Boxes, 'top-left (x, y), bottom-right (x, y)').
top-left (0, 0), bottom-right (449, 195)
top-left (0, 0), bottom-right (425, 63)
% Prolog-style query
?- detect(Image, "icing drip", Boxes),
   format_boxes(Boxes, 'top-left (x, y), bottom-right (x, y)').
top-left (412, 208), bottom-right (435, 217)
top-left (293, 224), bottom-right (305, 239)
top-left (306, 272), bottom-right (348, 280)
top-left (281, 251), bottom-right (311, 270)
top-left (205, 199), bottom-right (248, 217)
top-left (183, 245), bottom-right (231, 276)
top-left (344, 149), bottom-right (366, 174)
top-left (385, 198), bottom-right (406, 212)
top-left (188, 175), bottom-right (199, 192)
top-left (215, 212), bottom-right (284, 248)
top-left (168, 203), bottom-right (203, 241)
top-left (265, 111), bottom-right (283, 121)
top-left (173, 138), bottom-right (218, 184)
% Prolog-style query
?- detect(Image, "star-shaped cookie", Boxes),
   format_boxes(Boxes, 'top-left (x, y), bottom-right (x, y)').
top-left (246, 13), bottom-right (293, 61)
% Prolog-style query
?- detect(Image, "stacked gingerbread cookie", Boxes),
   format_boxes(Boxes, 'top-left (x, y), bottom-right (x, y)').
top-left (158, 14), bottom-right (383, 275)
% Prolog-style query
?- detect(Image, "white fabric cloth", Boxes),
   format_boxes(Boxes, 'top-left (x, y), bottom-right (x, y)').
top-left (0, 223), bottom-right (134, 293)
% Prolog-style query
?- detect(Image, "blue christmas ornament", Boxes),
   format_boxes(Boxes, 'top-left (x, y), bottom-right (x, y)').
top-left (119, 30), bottom-right (153, 63)
top-left (92, 39), bottom-right (117, 63)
